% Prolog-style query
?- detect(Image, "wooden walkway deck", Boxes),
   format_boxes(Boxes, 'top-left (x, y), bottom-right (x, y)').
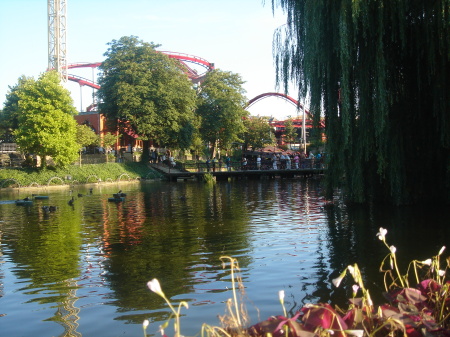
top-left (149, 163), bottom-right (325, 182)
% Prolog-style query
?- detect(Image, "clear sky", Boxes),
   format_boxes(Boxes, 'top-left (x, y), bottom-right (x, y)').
top-left (0, 0), bottom-right (301, 120)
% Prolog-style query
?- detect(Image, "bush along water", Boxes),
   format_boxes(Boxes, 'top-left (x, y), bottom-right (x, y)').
top-left (0, 162), bottom-right (161, 187)
top-left (144, 230), bottom-right (449, 337)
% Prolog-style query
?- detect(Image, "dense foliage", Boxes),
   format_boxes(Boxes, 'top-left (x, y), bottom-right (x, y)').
top-left (283, 118), bottom-right (297, 147)
top-left (242, 116), bottom-right (274, 151)
top-left (196, 69), bottom-right (248, 157)
top-left (0, 162), bottom-right (160, 187)
top-left (97, 36), bottom-right (198, 161)
top-left (272, 0), bottom-right (450, 205)
top-left (1, 71), bottom-right (79, 168)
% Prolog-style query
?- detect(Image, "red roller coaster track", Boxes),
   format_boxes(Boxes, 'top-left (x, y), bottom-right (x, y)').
top-left (66, 53), bottom-right (323, 126)
top-left (66, 51), bottom-right (214, 89)
top-left (246, 92), bottom-right (325, 126)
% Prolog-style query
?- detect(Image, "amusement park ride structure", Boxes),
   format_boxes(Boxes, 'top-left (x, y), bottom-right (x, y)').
top-left (48, 0), bottom-right (309, 117)
top-left (48, 0), bottom-right (319, 154)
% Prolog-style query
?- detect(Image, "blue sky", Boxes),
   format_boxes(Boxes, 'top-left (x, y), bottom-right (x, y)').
top-left (0, 0), bottom-right (300, 120)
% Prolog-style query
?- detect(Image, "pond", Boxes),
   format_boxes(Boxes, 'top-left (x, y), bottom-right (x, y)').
top-left (0, 178), bottom-right (448, 337)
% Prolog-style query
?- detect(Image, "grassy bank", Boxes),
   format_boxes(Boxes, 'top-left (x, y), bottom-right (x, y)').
top-left (0, 162), bottom-right (162, 188)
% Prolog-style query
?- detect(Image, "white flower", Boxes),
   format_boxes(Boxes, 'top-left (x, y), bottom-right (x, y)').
top-left (439, 246), bottom-right (446, 256)
top-left (376, 227), bottom-right (387, 241)
top-left (439, 270), bottom-right (446, 277)
top-left (390, 245), bottom-right (397, 254)
top-left (279, 290), bottom-right (285, 302)
top-left (345, 330), bottom-right (364, 337)
top-left (352, 284), bottom-right (359, 295)
top-left (147, 278), bottom-right (164, 296)
top-left (347, 265), bottom-right (356, 278)
top-left (421, 259), bottom-right (432, 266)
top-left (366, 294), bottom-right (373, 306)
top-left (332, 276), bottom-right (343, 288)
top-left (143, 320), bottom-right (149, 330)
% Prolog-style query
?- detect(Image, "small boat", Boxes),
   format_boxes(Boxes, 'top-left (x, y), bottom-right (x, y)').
top-left (108, 197), bottom-right (125, 202)
top-left (33, 195), bottom-right (49, 200)
top-left (16, 199), bottom-right (33, 206)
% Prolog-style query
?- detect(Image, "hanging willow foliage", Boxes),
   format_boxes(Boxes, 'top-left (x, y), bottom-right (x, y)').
top-left (272, 0), bottom-right (450, 205)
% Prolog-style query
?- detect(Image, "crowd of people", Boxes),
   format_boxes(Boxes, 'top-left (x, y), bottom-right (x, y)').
top-left (203, 151), bottom-right (325, 172)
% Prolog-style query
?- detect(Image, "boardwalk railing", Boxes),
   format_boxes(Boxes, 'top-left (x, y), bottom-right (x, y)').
top-left (177, 158), bottom-right (326, 173)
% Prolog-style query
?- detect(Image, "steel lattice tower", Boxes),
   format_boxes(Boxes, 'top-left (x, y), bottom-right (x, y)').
top-left (48, 0), bottom-right (67, 82)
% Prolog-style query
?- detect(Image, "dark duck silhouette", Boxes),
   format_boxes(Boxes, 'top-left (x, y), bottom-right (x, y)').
top-left (113, 190), bottom-right (127, 198)
top-left (68, 196), bottom-right (75, 206)
top-left (42, 205), bottom-right (57, 213)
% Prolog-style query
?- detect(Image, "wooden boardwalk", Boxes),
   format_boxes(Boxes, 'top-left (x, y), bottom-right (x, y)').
top-left (149, 163), bottom-right (325, 182)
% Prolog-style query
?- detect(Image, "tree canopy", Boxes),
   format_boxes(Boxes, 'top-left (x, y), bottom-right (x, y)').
top-left (76, 124), bottom-right (99, 149)
top-left (272, 0), bottom-right (450, 205)
top-left (283, 118), bottom-right (297, 147)
top-left (4, 71), bottom-right (78, 168)
top-left (0, 76), bottom-right (32, 142)
top-left (242, 116), bottom-right (274, 151)
top-left (196, 69), bottom-right (248, 158)
top-left (97, 36), bottom-right (197, 161)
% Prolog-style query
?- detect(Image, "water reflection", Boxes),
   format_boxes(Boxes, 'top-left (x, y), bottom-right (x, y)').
top-left (0, 180), bottom-right (448, 336)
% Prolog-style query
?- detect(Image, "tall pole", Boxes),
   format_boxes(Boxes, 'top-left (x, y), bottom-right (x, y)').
top-left (48, 0), bottom-right (68, 82)
top-left (302, 103), bottom-right (306, 154)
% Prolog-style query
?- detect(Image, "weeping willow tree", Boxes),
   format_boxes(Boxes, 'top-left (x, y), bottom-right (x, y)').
top-left (272, 0), bottom-right (449, 205)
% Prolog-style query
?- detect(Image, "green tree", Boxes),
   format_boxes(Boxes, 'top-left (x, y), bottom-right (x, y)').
top-left (7, 71), bottom-right (78, 168)
top-left (283, 117), bottom-right (297, 149)
top-left (97, 36), bottom-right (197, 163)
top-left (76, 124), bottom-right (99, 149)
top-left (76, 124), bottom-right (99, 165)
top-left (101, 132), bottom-right (119, 151)
top-left (242, 116), bottom-right (274, 151)
top-left (0, 76), bottom-right (32, 143)
top-left (272, 0), bottom-right (450, 205)
top-left (196, 69), bottom-right (248, 158)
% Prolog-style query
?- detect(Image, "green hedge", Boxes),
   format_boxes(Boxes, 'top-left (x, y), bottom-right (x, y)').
top-left (0, 162), bottom-right (162, 188)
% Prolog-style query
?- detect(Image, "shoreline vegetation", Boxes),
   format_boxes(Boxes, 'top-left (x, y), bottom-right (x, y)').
top-left (0, 162), bottom-right (162, 190)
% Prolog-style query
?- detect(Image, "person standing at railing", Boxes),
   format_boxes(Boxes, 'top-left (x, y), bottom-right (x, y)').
top-left (241, 157), bottom-right (248, 170)
top-left (286, 154), bottom-right (291, 169)
top-left (272, 154), bottom-right (277, 169)
top-left (225, 156), bottom-right (231, 171)
top-left (256, 155), bottom-right (261, 170)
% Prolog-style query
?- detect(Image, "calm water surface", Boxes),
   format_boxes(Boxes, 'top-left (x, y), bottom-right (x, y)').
top-left (0, 179), bottom-right (448, 337)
